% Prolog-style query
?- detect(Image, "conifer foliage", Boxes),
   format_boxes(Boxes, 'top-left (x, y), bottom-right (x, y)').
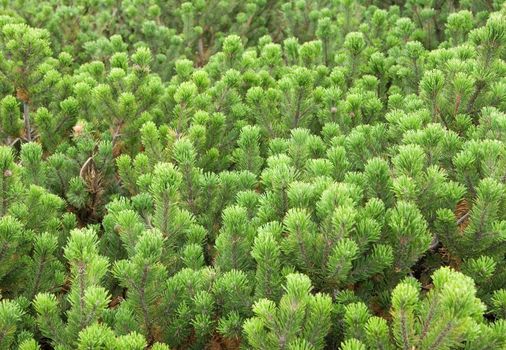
top-left (0, 0), bottom-right (505, 349)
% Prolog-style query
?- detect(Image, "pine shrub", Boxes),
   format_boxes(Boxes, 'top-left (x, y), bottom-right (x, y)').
top-left (0, 0), bottom-right (505, 349)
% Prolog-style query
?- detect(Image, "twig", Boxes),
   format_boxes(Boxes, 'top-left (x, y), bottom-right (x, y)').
top-left (429, 237), bottom-right (439, 250)
top-left (456, 211), bottom-right (470, 226)
top-left (79, 156), bottom-right (94, 178)
top-left (23, 102), bottom-right (31, 141)
top-left (111, 122), bottom-right (123, 144)
top-left (9, 138), bottom-right (20, 147)
top-left (466, 81), bottom-right (485, 116)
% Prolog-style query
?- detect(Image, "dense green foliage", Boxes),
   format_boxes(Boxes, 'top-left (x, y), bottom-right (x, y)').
top-left (0, 0), bottom-right (505, 349)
